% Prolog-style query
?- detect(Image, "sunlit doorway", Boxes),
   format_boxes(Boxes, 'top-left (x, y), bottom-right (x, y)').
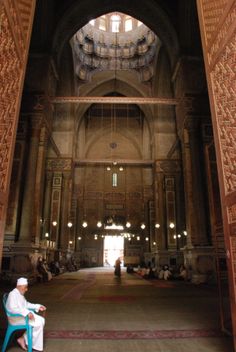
top-left (103, 236), bottom-right (124, 267)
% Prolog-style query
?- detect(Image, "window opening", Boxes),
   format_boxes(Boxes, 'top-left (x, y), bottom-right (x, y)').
top-left (125, 18), bottom-right (132, 32)
top-left (112, 173), bottom-right (117, 187)
top-left (111, 14), bottom-right (121, 32)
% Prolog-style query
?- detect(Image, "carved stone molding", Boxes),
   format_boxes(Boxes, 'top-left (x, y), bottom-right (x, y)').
top-left (227, 204), bottom-right (236, 225)
top-left (199, 0), bottom-right (236, 66)
top-left (208, 4), bottom-right (236, 67)
top-left (46, 158), bottom-right (73, 171)
top-left (158, 160), bottom-right (181, 174)
top-left (39, 125), bottom-right (49, 147)
top-left (0, 7), bottom-right (21, 195)
top-left (211, 34), bottom-right (236, 195)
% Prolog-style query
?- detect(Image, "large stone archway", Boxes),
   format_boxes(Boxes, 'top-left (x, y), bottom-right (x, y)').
top-left (0, 0), bottom-right (236, 349)
top-left (52, 0), bottom-right (179, 70)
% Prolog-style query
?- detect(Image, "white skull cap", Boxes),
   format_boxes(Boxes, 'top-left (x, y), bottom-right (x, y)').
top-left (17, 277), bottom-right (28, 286)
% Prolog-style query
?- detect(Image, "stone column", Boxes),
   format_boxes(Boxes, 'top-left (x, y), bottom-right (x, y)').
top-left (10, 115), bottom-right (42, 282)
top-left (154, 161), bottom-right (166, 251)
top-left (181, 116), bottom-right (208, 247)
top-left (49, 173), bottom-right (63, 250)
top-left (18, 115), bottom-right (42, 243)
top-left (42, 172), bottom-right (53, 239)
top-left (60, 173), bottom-right (72, 252)
top-left (45, 158), bottom-right (73, 261)
top-left (155, 161), bottom-right (185, 267)
top-left (153, 162), bottom-right (170, 267)
top-left (179, 111), bottom-right (214, 282)
top-left (32, 125), bottom-right (49, 245)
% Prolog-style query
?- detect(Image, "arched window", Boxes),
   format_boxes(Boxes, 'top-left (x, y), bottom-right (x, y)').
top-left (125, 17), bottom-right (132, 32)
top-left (99, 16), bottom-right (106, 31)
top-left (111, 14), bottom-right (121, 33)
top-left (112, 173), bottom-right (118, 187)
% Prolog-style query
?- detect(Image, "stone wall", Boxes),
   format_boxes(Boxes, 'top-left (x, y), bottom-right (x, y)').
top-left (0, 0), bottom-right (36, 270)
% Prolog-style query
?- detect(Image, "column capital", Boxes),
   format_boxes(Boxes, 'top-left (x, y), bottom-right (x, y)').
top-left (154, 160), bottom-right (181, 174)
top-left (172, 56), bottom-right (206, 98)
top-left (63, 172), bottom-right (72, 180)
top-left (176, 94), bottom-right (210, 138)
top-left (46, 158), bottom-right (73, 172)
top-left (39, 124), bottom-right (50, 146)
top-left (21, 93), bottom-right (49, 113)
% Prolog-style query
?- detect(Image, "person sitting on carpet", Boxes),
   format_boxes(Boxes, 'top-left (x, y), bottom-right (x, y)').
top-left (179, 265), bottom-right (188, 281)
top-left (6, 277), bottom-right (46, 351)
top-left (37, 257), bottom-right (52, 282)
top-left (158, 265), bottom-right (172, 280)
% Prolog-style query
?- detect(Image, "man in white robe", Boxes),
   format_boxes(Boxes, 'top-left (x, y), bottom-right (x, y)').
top-left (6, 277), bottom-right (46, 351)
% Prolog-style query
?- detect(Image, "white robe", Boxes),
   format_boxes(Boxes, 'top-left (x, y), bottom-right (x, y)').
top-left (6, 288), bottom-right (45, 351)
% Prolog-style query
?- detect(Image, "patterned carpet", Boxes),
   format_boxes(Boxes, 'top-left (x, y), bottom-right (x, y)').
top-left (45, 329), bottom-right (224, 340)
top-left (0, 268), bottom-right (233, 352)
top-left (97, 295), bottom-right (136, 302)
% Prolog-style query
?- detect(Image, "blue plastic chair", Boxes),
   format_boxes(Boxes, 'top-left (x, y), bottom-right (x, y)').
top-left (2, 293), bottom-right (33, 352)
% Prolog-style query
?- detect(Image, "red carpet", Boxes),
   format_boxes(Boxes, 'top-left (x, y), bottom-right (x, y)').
top-left (98, 295), bottom-right (135, 302)
top-left (45, 329), bottom-right (224, 339)
top-left (60, 274), bottom-right (96, 300)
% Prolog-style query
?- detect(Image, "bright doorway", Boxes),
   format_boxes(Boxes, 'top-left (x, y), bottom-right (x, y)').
top-left (103, 236), bottom-right (124, 267)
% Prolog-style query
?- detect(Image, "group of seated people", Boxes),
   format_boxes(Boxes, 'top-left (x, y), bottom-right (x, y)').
top-left (36, 256), bottom-right (79, 282)
top-left (135, 264), bottom-right (189, 281)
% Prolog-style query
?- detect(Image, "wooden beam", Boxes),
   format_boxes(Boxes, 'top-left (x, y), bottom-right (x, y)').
top-left (74, 159), bottom-right (154, 166)
top-left (51, 96), bottom-right (178, 106)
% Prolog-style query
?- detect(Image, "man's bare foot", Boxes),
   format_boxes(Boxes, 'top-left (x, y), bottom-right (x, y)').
top-left (17, 336), bottom-right (27, 350)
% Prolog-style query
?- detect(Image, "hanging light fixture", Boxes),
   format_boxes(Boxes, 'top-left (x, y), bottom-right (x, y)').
top-left (169, 222), bottom-right (175, 229)
top-left (97, 221), bottom-right (102, 228)
top-left (126, 221), bottom-right (131, 228)
top-left (67, 221), bottom-right (73, 228)
top-left (82, 221), bottom-right (88, 228)
top-left (141, 223), bottom-right (146, 229)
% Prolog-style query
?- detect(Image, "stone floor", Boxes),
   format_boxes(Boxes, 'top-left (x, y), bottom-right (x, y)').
top-left (0, 267), bottom-right (233, 352)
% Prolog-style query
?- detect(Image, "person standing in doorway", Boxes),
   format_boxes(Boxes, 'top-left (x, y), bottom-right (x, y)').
top-left (114, 257), bottom-right (121, 277)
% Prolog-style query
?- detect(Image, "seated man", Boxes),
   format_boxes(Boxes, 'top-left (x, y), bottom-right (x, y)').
top-left (6, 277), bottom-right (46, 351)
top-left (158, 265), bottom-right (172, 280)
top-left (37, 257), bottom-right (52, 282)
top-left (179, 265), bottom-right (188, 281)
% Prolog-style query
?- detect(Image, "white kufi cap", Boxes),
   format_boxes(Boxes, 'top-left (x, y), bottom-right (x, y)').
top-left (17, 277), bottom-right (28, 286)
